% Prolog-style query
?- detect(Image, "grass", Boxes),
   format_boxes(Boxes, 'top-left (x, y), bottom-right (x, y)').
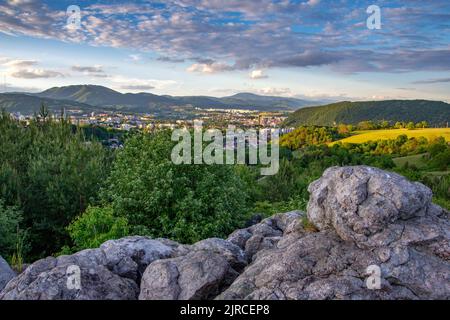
top-left (331, 128), bottom-right (450, 145)
top-left (392, 153), bottom-right (428, 169)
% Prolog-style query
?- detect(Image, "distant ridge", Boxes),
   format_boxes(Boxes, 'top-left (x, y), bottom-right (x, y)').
top-left (283, 100), bottom-right (450, 127)
top-left (9, 84), bottom-right (314, 114)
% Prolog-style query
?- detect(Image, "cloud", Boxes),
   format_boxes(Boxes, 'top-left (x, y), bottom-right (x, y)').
top-left (187, 62), bottom-right (234, 74)
top-left (120, 84), bottom-right (155, 91)
top-left (257, 87), bottom-right (292, 96)
top-left (71, 65), bottom-right (104, 73)
top-left (110, 75), bottom-right (176, 91)
top-left (71, 65), bottom-right (108, 78)
top-left (413, 78), bottom-right (450, 84)
top-left (249, 69), bottom-right (268, 79)
top-left (3, 59), bottom-right (37, 68)
top-left (157, 56), bottom-right (185, 63)
top-left (10, 69), bottom-right (64, 79)
top-left (0, 1), bottom-right (450, 75)
top-left (0, 56), bottom-right (64, 79)
top-left (129, 54), bottom-right (142, 62)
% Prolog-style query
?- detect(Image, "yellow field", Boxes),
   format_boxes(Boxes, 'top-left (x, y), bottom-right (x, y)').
top-left (331, 128), bottom-right (450, 145)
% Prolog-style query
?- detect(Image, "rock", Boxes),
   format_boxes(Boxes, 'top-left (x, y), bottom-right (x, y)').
top-left (244, 214), bottom-right (263, 228)
top-left (227, 213), bottom-right (305, 261)
top-left (0, 251), bottom-right (138, 300)
top-left (0, 237), bottom-right (174, 300)
top-left (139, 250), bottom-right (238, 300)
top-left (100, 236), bottom-right (173, 281)
top-left (307, 166), bottom-right (433, 248)
top-left (0, 256), bottom-right (16, 292)
top-left (190, 238), bottom-right (247, 272)
top-left (218, 166), bottom-right (450, 300)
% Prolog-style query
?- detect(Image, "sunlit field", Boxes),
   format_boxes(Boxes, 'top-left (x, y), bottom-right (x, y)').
top-left (332, 128), bottom-right (450, 145)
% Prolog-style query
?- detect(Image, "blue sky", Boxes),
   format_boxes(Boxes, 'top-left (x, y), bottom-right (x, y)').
top-left (0, 0), bottom-right (449, 101)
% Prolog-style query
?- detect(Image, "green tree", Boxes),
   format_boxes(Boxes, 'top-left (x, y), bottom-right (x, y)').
top-left (0, 199), bottom-right (27, 259)
top-left (0, 112), bottom-right (110, 258)
top-left (102, 130), bottom-right (250, 244)
top-left (406, 122), bottom-right (416, 130)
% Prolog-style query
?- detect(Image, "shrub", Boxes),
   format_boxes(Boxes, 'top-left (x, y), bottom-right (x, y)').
top-left (65, 206), bottom-right (129, 252)
top-left (102, 131), bottom-right (250, 244)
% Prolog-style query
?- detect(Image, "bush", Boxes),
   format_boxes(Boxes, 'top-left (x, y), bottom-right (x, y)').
top-left (65, 206), bottom-right (129, 252)
top-left (102, 131), bottom-right (250, 244)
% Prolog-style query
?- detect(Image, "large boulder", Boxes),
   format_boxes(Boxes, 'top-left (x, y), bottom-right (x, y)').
top-left (218, 166), bottom-right (450, 300)
top-left (139, 250), bottom-right (238, 300)
top-left (139, 238), bottom-right (246, 300)
top-left (307, 166), bottom-right (435, 248)
top-left (0, 256), bottom-right (16, 292)
top-left (0, 236), bottom-right (174, 300)
top-left (100, 236), bottom-right (173, 281)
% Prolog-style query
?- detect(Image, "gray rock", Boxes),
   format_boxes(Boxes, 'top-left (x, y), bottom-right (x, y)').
top-left (139, 250), bottom-right (238, 300)
top-left (0, 237), bottom-right (174, 300)
top-left (307, 166), bottom-right (433, 248)
top-left (218, 166), bottom-right (450, 300)
top-left (0, 252), bottom-right (138, 300)
top-left (191, 238), bottom-right (247, 272)
top-left (0, 256), bottom-right (16, 292)
top-left (100, 236), bottom-right (173, 281)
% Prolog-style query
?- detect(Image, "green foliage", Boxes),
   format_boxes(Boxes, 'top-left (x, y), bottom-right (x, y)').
top-left (102, 130), bottom-right (250, 244)
top-left (280, 126), bottom-right (345, 150)
top-left (64, 206), bottom-right (129, 253)
top-left (284, 100), bottom-right (450, 127)
top-left (0, 199), bottom-right (27, 259)
top-left (0, 112), bottom-right (110, 259)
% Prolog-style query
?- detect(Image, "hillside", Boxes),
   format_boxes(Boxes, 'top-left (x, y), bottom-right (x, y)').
top-left (284, 100), bottom-right (450, 127)
top-left (0, 93), bottom-right (97, 114)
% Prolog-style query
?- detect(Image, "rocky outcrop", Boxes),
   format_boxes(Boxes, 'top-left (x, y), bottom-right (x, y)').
top-left (0, 236), bottom-right (174, 300)
top-left (1, 166), bottom-right (449, 300)
top-left (0, 256), bottom-right (15, 292)
top-left (217, 166), bottom-right (450, 300)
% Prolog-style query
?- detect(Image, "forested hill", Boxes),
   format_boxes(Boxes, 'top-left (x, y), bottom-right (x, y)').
top-left (283, 100), bottom-right (450, 127)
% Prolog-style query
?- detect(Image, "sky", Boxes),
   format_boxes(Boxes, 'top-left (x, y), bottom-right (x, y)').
top-left (0, 0), bottom-right (449, 102)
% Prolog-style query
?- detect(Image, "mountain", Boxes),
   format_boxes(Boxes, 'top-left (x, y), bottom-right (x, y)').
top-left (33, 85), bottom-right (313, 113)
top-left (284, 100), bottom-right (450, 127)
top-left (0, 93), bottom-right (97, 114)
top-left (38, 85), bottom-right (176, 112)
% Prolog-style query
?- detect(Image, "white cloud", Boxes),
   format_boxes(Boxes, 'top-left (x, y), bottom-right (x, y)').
top-left (110, 75), bottom-right (176, 91)
top-left (1, 56), bottom-right (64, 79)
top-left (129, 54), bottom-right (142, 62)
top-left (187, 62), bottom-right (234, 74)
top-left (249, 69), bottom-right (268, 79)
top-left (10, 69), bottom-right (64, 79)
top-left (258, 87), bottom-right (292, 96)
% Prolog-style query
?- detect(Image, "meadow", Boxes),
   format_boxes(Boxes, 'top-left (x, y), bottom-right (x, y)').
top-left (331, 128), bottom-right (450, 145)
